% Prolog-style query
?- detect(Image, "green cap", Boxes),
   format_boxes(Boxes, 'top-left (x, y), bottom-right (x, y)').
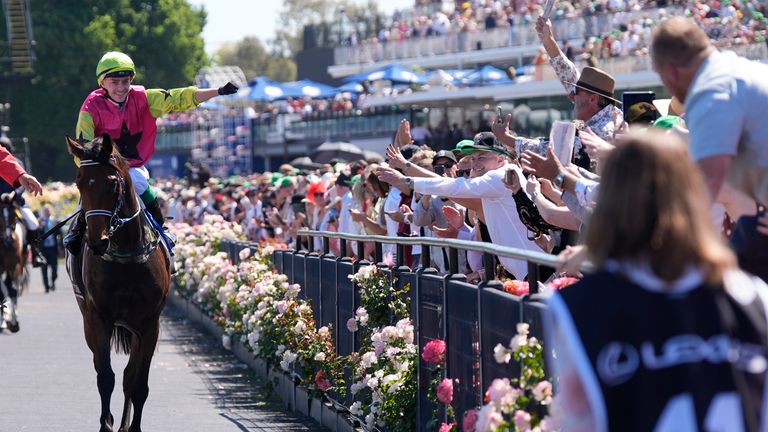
top-left (652, 115), bottom-right (684, 130)
top-left (452, 139), bottom-right (475, 154)
top-left (277, 176), bottom-right (295, 189)
top-left (345, 174), bottom-right (361, 186)
top-left (270, 172), bottom-right (284, 184)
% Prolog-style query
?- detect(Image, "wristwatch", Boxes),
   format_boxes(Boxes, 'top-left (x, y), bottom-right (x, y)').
top-left (553, 171), bottom-right (566, 189)
top-left (404, 177), bottom-right (413, 188)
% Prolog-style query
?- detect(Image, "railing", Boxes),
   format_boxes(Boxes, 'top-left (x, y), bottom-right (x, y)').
top-left (333, 7), bottom-right (681, 66)
top-left (220, 231), bottom-right (589, 430)
top-left (252, 108), bottom-right (410, 144)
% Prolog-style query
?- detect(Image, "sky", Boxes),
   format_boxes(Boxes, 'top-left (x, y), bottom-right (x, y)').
top-left (188, 0), bottom-right (415, 54)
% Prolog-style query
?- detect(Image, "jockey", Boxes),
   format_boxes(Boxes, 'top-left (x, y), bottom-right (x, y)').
top-left (64, 51), bottom-right (238, 253)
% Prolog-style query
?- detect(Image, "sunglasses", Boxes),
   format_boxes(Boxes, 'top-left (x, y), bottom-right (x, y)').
top-left (433, 161), bottom-right (455, 170)
top-left (457, 169), bottom-right (471, 177)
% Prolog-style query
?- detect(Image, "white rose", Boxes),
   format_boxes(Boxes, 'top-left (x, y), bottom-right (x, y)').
top-left (314, 352), bottom-right (326, 362)
top-left (349, 401), bottom-right (363, 416)
top-left (294, 321), bottom-right (307, 335)
top-left (494, 343), bottom-right (511, 364)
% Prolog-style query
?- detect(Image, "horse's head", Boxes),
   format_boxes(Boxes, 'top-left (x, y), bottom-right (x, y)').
top-left (0, 191), bottom-right (19, 245)
top-left (66, 134), bottom-right (134, 256)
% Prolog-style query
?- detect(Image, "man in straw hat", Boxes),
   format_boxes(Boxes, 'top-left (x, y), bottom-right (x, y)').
top-left (651, 17), bottom-right (768, 281)
top-left (493, 15), bottom-right (625, 162)
top-left (535, 15), bottom-right (624, 141)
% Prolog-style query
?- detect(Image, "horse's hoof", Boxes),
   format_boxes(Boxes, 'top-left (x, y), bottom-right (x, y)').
top-left (8, 322), bottom-right (19, 333)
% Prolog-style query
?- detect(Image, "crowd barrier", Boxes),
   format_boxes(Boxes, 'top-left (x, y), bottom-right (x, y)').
top-left (218, 230), bottom-right (577, 430)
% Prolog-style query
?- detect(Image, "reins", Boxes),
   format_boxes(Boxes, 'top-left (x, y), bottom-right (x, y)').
top-left (79, 158), bottom-right (142, 239)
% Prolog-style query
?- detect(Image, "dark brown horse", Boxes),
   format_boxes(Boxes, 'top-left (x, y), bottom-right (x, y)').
top-left (0, 192), bottom-right (24, 333)
top-left (66, 135), bottom-right (170, 432)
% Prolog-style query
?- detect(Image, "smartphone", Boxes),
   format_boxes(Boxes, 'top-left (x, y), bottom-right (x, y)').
top-left (504, 168), bottom-right (517, 187)
top-left (622, 91), bottom-right (657, 125)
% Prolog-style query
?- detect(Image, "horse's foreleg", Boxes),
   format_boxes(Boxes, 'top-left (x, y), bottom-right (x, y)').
top-left (125, 319), bottom-right (160, 432)
top-left (4, 271), bottom-right (18, 332)
top-left (84, 313), bottom-right (115, 432)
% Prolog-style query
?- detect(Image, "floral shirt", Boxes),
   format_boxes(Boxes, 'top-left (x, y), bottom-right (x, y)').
top-left (549, 53), bottom-right (624, 143)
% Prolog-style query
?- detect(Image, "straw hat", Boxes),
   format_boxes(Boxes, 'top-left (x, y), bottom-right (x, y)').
top-left (564, 66), bottom-right (621, 104)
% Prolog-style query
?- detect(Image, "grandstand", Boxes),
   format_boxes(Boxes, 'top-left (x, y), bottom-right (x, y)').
top-left (155, 0), bottom-right (768, 176)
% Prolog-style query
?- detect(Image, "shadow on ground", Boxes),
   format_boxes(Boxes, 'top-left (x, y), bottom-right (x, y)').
top-left (161, 303), bottom-right (326, 431)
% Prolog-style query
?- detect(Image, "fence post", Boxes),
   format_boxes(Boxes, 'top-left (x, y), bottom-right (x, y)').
top-left (528, 261), bottom-right (540, 294)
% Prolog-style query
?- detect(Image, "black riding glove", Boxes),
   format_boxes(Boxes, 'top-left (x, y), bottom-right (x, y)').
top-left (217, 82), bottom-right (239, 96)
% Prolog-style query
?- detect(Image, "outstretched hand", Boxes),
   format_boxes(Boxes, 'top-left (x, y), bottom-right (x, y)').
top-left (218, 82), bottom-right (239, 96)
top-left (396, 119), bottom-right (413, 147)
top-left (520, 148), bottom-right (563, 182)
top-left (535, 15), bottom-right (554, 40)
top-left (442, 205), bottom-right (465, 230)
top-left (19, 173), bottom-right (42, 196)
top-left (386, 144), bottom-right (408, 171)
top-left (580, 127), bottom-right (615, 161)
top-left (491, 113), bottom-right (515, 146)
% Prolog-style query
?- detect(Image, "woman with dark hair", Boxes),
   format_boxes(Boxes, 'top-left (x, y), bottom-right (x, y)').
top-left (547, 131), bottom-right (768, 432)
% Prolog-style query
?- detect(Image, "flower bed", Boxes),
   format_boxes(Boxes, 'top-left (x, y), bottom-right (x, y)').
top-left (173, 217), bottom-right (417, 431)
top-left (174, 216), bottom-right (565, 432)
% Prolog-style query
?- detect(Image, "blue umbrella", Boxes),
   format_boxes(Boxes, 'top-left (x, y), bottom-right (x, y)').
top-left (280, 79), bottom-right (337, 99)
top-left (334, 81), bottom-right (365, 94)
top-left (462, 65), bottom-right (514, 86)
top-left (237, 76), bottom-right (286, 101)
top-left (343, 64), bottom-right (426, 85)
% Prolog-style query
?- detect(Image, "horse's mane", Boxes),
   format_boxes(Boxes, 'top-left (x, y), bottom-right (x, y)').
top-left (82, 136), bottom-right (131, 178)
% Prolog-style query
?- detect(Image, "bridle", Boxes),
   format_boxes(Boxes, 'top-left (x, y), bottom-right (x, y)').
top-left (79, 158), bottom-right (141, 238)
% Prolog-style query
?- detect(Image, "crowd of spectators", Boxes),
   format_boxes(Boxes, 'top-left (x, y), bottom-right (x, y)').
top-left (338, 0), bottom-right (766, 62)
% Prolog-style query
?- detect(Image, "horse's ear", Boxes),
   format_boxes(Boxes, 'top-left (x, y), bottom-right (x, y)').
top-left (65, 135), bottom-right (85, 159)
top-left (99, 134), bottom-right (114, 160)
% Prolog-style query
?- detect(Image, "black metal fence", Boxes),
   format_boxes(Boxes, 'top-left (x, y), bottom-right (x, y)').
top-left (221, 231), bottom-right (565, 431)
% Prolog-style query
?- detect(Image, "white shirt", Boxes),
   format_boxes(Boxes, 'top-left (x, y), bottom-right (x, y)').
top-left (383, 188), bottom-right (402, 257)
top-left (413, 164), bottom-right (539, 279)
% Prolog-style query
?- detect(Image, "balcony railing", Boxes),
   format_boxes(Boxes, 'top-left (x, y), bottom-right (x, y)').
top-left (333, 7), bottom-right (680, 66)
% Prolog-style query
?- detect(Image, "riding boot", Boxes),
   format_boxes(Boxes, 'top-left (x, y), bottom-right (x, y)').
top-left (145, 199), bottom-right (165, 227)
top-left (145, 199), bottom-right (176, 248)
top-left (63, 211), bottom-right (86, 255)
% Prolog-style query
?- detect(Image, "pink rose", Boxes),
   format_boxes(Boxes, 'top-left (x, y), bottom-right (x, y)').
top-left (462, 408), bottom-right (478, 432)
top-left (346, 317), bottom-right (358, 332)
top-left (315, 370), bottom-right (332, 391)
top-left (439, 422), bottom-right (455, 432)
top-left (513, 410), bottom-right (531, 431)
top-left (437, 378), bottom-right (454, 405)
top-left (547, 277), bottom-right (579, 290)
top-left (422, 339), bottom-right (446, 364)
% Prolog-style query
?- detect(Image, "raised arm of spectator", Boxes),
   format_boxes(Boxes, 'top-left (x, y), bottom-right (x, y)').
top-left (536, 16), bottom-right (579, 94)
top-left (386, 144), bottom-right (440, 178)
top-left (0, 145), bottom-right (41, 196)
top-left (492, 114), bottom-right (549, 158)
top-left (536, 16), bottom-right (563, 61)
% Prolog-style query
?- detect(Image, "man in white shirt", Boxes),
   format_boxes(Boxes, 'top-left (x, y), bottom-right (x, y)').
top-left (377, 132), bottom-right (540, 280)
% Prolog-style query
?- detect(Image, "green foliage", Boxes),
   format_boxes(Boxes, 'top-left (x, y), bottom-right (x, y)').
top-left (8, 0), bottom-right (208, 181)
top-left (213, 36), bottom-right (297, 82)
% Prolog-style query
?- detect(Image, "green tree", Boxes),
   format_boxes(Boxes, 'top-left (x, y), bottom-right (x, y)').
top-left (7, 0), bottom-right (208, 181)
top-left (213, 36), bottom-right (296, 82)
